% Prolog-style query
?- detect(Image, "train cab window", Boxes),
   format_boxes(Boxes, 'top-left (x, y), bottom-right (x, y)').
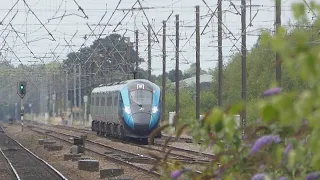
top-left (95, 97), bottom-right (99, 106)
top-left (114, 95), bottom-right (118, 106)
top-left (101, 97), bottom-right (105, 106)
top-left (107, 96), bottom-right (112, 106)
top-left (129, 90), bottom-right (152, 105)
top-left (91, 97), bottom-right (94, 105)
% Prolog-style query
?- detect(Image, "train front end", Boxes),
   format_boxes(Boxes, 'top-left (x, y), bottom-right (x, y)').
top-left (120, 80), bottom-right (161, 138)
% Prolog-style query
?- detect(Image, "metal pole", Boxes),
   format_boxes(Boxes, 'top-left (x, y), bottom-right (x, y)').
top-left (195, 5), bottom-right (200, 120)
top-left (79, 64), bottom-right (81, 108)
top-left (65, 71), bottom-right (68, 112)
top-left (175, 14), bottom-right (180, 119)
top-left (161, 20), bottom-right (166, 122)
top-left (84, 101), bottom-right (87, 125)
top-left (52, 94), bottom-right (55, 119)
top-left (59, 69), bottom-right (62, 116)
top-left (148, 24), bottom-right (152, 80)
top-left (276, 0), bottom-right (281, 86)
top-left (53, 73), bottom-right (56, 118)
top-left (78, 64), bottom-right (82, 123)
top-left (47, 72), bottom-right (50, 116)
top-left (73, 65), bottom-right (77, 119)
top-left (134, 30), bottom-right (139, 79)
top-left (127, 37), bottom-right (131, 80)
top-left (20, 98), bottom-right (24, 131)
top-left (218, 0), bottom-right (223, 106)
top-left (91, 62), bottom-right (94, 89)
top-left (241, 0), bottom-right (247, 138)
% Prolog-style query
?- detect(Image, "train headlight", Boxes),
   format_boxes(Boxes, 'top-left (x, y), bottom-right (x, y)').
top-left (124, 106), bottom-right (131, 114)
top-left (152, 106), bottom-right (158, 113)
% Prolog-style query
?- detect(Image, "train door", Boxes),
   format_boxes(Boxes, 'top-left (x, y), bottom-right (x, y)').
top-left (106, 92), bottom-right (112, 122)
top-left (95, 96), bottom-right (99, 120)
top-left (118, 93), bottom-right (123, 118)
top-left (113, 92), bottom-right (119, 120)
top-left (105, 92), bottom-right (109, 121)
top-left (103, 93), bottom-right (107, 120)
top-left (100, 94), bottom-right (106, 120)
top-left (90, 95), bottom-right (94, 119)
top-left (110, 92), bottom-right (114, 123)
top-left (110, 91), bottom-right (115, 122)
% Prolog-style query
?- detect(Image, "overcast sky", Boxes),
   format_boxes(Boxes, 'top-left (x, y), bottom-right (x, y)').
top-left (0, 0), bottom-right (315, 75)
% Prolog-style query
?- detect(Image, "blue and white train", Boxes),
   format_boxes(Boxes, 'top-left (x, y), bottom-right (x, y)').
top-left (90, 79), bottom-right (162, 141)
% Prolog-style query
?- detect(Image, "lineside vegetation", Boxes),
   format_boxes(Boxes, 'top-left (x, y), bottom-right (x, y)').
top-left (153, 1), bottom-right (320, 179)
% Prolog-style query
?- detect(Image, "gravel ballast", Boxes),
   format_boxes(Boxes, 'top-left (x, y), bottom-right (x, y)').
top-left (2, 123), bottom-right (159, 180)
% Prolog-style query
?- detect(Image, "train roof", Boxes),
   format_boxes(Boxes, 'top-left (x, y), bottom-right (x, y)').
top-left (91, 79), bottom-right (158, 94)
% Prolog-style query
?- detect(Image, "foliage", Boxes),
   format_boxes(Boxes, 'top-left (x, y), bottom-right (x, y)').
top-left (209, 20), bottom-right (310, 124)
top-left (63, 33), bottom-right (143, 88)
top-left (153, 2), bottom-right (320, 179)
top-left (167, 69), bottom-right (184, 82)
top-left (183, 63), bottom-right (207, 79)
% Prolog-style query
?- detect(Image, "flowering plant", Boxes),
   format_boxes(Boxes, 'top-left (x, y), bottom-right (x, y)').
top-left (150, 1), bottom-right (320, 180)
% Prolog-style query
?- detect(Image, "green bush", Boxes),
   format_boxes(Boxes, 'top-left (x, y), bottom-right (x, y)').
top-left (154, 2), bottom-right (320, 179)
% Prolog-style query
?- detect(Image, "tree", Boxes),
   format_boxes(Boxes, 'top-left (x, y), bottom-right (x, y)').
top-left (167, 69), bottom-right (183, 82)
top-left (63, 33), bottom-right (144, 85)
top-left (183, 63), bottom-right (207, 79)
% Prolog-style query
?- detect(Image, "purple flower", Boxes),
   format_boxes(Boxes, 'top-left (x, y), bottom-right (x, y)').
top-left (250, 135), bottom-right (281, 155)
top-left (302, 119), bottom-right (308, 125)
top-left (284, 143), bottom-right (292, 156)
top-left (278, 177), bottom-right (288, 180)
top-left (171, 169), bottom-right (190, 179)
top-left (171, 170), bottom-right (183, 179)
top-left (263, 87), bottom-right (282, 97)
top-left (305, 172), bottom-right (320, 180)
top-left (251, 173), bottom-right (266, 180)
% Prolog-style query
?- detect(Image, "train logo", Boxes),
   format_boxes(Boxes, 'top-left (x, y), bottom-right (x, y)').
top-left (136, 84), bottom-right (144, 89)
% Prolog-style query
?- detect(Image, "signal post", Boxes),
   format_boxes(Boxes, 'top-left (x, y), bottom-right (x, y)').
top-left (17, 81), bottom-right (27, 131)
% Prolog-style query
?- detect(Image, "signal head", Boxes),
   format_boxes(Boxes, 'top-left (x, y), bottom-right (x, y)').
top-left (17, 81), bottom-right (27, 98)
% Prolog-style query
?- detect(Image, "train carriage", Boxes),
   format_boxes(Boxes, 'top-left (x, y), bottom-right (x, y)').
top-left (90, 79), bottom-right (162, 141)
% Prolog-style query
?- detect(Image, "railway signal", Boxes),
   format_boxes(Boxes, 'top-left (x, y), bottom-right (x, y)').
top-left (17, 81), bottom-right (26, 131)
top-left (17, 81), bottom-right (27, 98)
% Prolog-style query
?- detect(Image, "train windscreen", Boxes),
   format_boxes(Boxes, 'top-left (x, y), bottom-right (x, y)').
top-left (129, 90), bottom-right (153, 105)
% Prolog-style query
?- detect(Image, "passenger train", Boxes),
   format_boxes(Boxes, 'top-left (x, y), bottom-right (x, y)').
top-left (90, 79), bottom-right (162, 142)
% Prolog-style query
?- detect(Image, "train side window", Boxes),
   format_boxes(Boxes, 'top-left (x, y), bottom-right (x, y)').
top-left (95, 97), bottom-right (99, 106)
top-left (101, 97), bottom-right (105, 106)
top-left (107, 96), bottom-right (112, 106)
top-left (114, 94), bottom-right (118, 106)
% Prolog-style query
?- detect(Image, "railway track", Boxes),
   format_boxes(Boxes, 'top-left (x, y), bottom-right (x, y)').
top-left (24, 121), bottom-right (210, 174)
top-left (161, 134), bottom-right (204, 144)
top-left (153, 140), bottom-right (214, 159)
top-left (29, 124), bottom-right (210, 164)
top-left (25, 124), bottom-right (162, 178)
top-left (56, 124), bottom-right (203, 144)
top-left (0, 127), bottom-right (67, 180)
top-left (28, 121), bottom-right (214, 162)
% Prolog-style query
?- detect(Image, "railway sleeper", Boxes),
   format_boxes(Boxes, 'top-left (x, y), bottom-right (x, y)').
top-left (78, 159), bottom-right (99, 172)
top-left (64, 154), bottom-right (82, 161)
top-left (100, 168), bottom-right (124, 179)
top-left (127, 157), bottom-right (156, 164)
